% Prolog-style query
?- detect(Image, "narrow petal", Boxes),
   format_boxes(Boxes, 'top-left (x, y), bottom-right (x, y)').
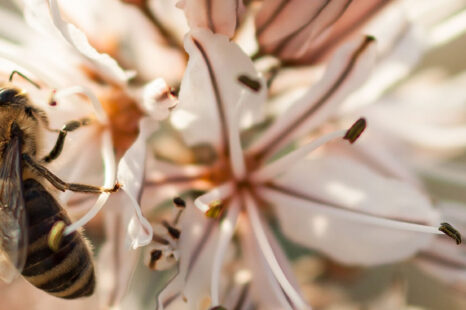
top-left (244, 192), bottom-right (311, 310)
top-left (324, 137), bottom-right (422, 188)
top-left (362, 72), bottom-right (466, 150)
top-left (117, 117), bottom-right (158, 249)
top-left (177, 0), bottom-right (245, 38)
top-left (297, 0), bottom-right (393, 64)
top-left (248, 36), bottom-right (376, 160)
top-left (239, 193), bottom-right (310, 310)
top-left (256, 0), bottom-right (352, 59)
top-left (258, 155), bottom-right (442, 266)
top-left (211, 200), bottom-right (240, 306)
top-left (172, 28), bottom-right (266, 154)
top-left (340, 21), bottom-right (425, 114)
top-left (251, 129), bottom-right (346, 183)
top-left (157, 202), bottom-right (226, 310)
top-left (33, 0), bottom-right (134, 84)
top-left (98, 202), bottom-right (141, 308)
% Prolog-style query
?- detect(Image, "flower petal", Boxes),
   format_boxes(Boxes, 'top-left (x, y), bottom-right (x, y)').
top-left (98, 202), bottom-right (141, 308)
top-left (362, 72), bottom-right (466, 150)
top-left (24, 0), bottom-right (133, 84)
top-left (256, 0), bottom-right (352, 59)
top-left (172, 28), bottom-right (266, 152)
top-left (259, 155), bottom-right (441, 265)
top-left (141, 78), bottom-right (178, 121)
top-left (248, 35), bottom-right (376, 160)
top-left (177, 0), bottom-right (245, 38)
top-left (157, 202), bottom-right (222, 309)
top-left (240, 193), bottom-right (310, 310)
top-left (117, 117), bottom-right (158, 249)
top-left (297, 0), bottom-right (392, 64)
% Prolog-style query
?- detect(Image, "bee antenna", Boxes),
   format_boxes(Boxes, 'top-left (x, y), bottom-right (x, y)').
top-left (9, 70), bottom-right (41, 89)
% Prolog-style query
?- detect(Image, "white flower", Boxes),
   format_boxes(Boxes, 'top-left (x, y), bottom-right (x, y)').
top-left (0, 0), bottom-right (176, 306)
top-left (146, 29), bottom-right (454, 310)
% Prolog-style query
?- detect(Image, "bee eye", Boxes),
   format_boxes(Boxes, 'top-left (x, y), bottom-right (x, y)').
top-left (0, 88), bottom-right (20, 104)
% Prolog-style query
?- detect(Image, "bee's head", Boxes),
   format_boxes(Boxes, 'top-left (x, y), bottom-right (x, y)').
top-left (0, 87), bottom-right (29, 107)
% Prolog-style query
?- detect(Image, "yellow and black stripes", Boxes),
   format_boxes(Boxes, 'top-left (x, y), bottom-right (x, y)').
top-left (22, 178), bottom-right (95, 299)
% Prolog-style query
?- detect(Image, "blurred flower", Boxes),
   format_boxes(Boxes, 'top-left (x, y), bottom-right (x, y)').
top-left (0, 0), bottom-right (176, 307)
top-left (52, 0), bottom-right (188, 85)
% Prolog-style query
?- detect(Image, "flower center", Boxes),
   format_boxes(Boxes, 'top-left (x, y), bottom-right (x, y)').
top-left (99, 86), bottom-right (143, 156)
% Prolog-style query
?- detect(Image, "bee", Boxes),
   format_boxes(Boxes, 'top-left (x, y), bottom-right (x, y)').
top-left (0, 71), bottom-right (117, 299)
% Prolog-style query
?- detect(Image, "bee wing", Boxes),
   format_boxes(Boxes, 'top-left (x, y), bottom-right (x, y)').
top-left (0, 133), bottom-right (27, 283)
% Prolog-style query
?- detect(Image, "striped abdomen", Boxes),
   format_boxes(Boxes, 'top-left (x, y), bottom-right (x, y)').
top-left (21, 178), bottom-right (95, 299)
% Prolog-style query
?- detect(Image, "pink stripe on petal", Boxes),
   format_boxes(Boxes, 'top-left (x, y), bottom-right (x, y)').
top-left (178, 0), bottom-right (245, 37)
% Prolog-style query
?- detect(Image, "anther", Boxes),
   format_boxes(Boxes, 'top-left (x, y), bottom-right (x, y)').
top-left (103, 183), bottom-right (121, 193)
top-left (48, 221), bottom-right (66, 252)
top-left (344, 118), bottom-right (366, 143)
top-left (162, 221), bottom-right (181, 239)
top-left (173, 197), bottom-right (186, 208)
top-left (152, 234), bottom-right (170, 245)
top-left (205, 200), bottom-right (225, 219)
top-left (48, 89), bottom-right (57, 106)
top-left (439, 222), bottom-right (462, 245)
top-left (238, 74), bottom-right (262, 92)
top-left (148, 249), bottom-right (163, 270)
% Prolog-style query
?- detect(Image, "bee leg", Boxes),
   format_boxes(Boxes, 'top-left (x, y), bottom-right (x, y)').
top-left (42, 118), bottom-right (93, 163)
top-left (23, 153), bottom-right (119, 193)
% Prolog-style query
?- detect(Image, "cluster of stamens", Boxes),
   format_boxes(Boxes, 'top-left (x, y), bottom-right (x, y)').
top-left (146, 197), bottom-right (185, 270)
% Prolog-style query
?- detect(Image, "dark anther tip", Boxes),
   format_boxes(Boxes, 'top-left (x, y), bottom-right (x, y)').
top-left (439, 222), bottom-right (462, 245)
top-left (238, 74), bottom-right (262, 92)
top-left (344, 118), bottom-right (366, 144)
top-left (173, 197), bottom-right (186, 208)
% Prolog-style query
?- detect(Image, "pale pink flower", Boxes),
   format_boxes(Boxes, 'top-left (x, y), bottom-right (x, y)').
top-left (145, 29), bottom-right (455, 310)
top-left (0, 0), bottom-right (176, 307)
top-left (53, 0), bottom-right (188, 85)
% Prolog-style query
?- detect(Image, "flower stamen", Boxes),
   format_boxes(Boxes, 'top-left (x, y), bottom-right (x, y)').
top-left (343, 117), bottom-right (367, 143)
top-left (439, 222), bottom-right (462, 245)
top-left (205, 200), bottom-right (225, 219)
top-left (237, 74), bottom-right (262, 92)
top-left (251, 128), bottom-right (350, 183)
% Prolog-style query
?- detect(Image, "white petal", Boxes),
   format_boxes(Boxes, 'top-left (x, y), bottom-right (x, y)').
top-left (141, 78), bottom-right (178, 121)
top-left (239, 203), bottom-right (310, 310)
top-left (259, 155), bottom-right (441, 266)
top-left (362, 72), bottom-right (466, 150)
top-left (244, 192), bottom-right (311, 310)
top-left (117, 117), bottom-right (158, 249)
top-left (42, 0), bottom-right (133, 84)
top-left (98, 203), bottom-right (141, 308)
top-left (248, 36), bottom-right (376, 160)
top-left (178, 0), bottom-right (245, 38)
top-left (296, 0), bottom-right (391, 64)
top-left (256, 0), bottom-right (352, 59)
top-left (340, 24), bottom-right (426, 113)
top-left (211, 200), bottom-right (240, 306)
top-left (172, 28), bottom-right (266, 149)
top-left (157, 202), bottom-right (222, 309)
